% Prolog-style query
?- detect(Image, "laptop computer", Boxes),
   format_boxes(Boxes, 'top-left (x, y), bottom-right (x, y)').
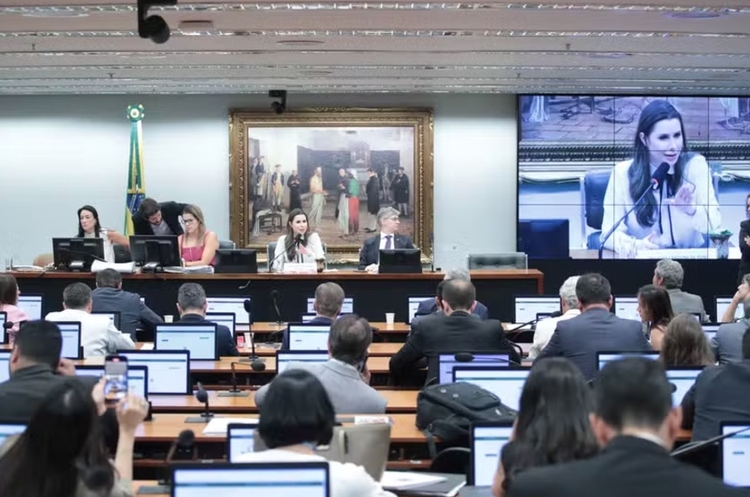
top-left (613, 296), bottom-right (640, 321)
top-left (470, 421), bottom-right (514, 486)
top-left (155, 323), bottom-right (218, 360)
top-left (453, 367), bottom-right (531, 411)
top-left (408, 296), bottom-right (433, 323)
top-left (0, 423), bottom-right (26, 445)
top-left (702, 323), bottom-right (720, 342)
top-left (206, 297), bottom-right (249, 326)
top-left (596, 351), bottom-right (660, 371)
top-left (75, 365), bottom-right (149, 399)
top-left (716, 297), bottom-right (744, 322)
top-left (205, 313), bottom-right (236, 335)
top-left (55, 322), bottom-right (82, 360)
top-left (0, 311), bottom-right (6, 344)
top-left (0, 350), bottom-right (11, 383)
top-left (117, 350), bottom-right (191, 394)
top-left (226, 422), bottom-right (259, 462)
top-left (666, 367), bottom-right (703, 407)
top-left (437, 353), bottom-right (511, 385)
top-left (307, 297), bottom-right (353, 315)
top-left (721, 422), bottom-right (750, 487)
top-left (276, 351), bottom-right (329, 375)
top-left (91, 311), bottom-right (121, 330)
top-left (16, 295), bottom-right (43, 321)
top-left (514, 296), bottom-right (560, 323)
top-left (287, 324), bottom-right (331, 351)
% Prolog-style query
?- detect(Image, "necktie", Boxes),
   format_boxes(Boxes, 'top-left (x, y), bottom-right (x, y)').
top-left (385, 235), bottom-right (393, 249)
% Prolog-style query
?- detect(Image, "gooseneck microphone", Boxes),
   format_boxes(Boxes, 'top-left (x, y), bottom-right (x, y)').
top-left (671, 426), bottom-right (750, 458)
top-left (240, 298), bottom-right (263, 364)
top-left (217, 362), bottom-right (251, 397)
top-left (185, 383), bottom-right (214, 423)
top-left (598, 162), bottom-right (670, 259)
top-left (505, 311), bottom-right (563, 342)
top-left (270, 289), bottom-right (283, 326)
top-left (138, 429), bottom-right (198, 493)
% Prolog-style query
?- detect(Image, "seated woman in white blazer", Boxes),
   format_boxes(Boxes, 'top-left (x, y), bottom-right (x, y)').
top-left (272, 208), bottom-right (325, 272)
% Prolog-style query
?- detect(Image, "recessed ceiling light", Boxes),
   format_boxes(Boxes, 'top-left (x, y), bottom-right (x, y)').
top-left (666, 11), bottom-right (724, 19)
top-left (277, 40), bottom-right (324, 46)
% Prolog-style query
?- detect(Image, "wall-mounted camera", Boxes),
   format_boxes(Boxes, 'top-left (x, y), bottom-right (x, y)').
top-left (269, 90), bottom-right (287, 115)
top-left (138, 0), bottom-right (177, 44)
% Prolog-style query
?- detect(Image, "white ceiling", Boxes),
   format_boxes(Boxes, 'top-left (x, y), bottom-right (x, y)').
top-left (1, 0), bottom-right (749, 94)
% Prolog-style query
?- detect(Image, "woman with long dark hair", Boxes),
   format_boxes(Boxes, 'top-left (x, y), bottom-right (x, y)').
top-left (638, 284), bottom-right (675, 350)
top-left (271, 209), bottom-right (325, 272)
top-left (77, 205), bottom-right (128, 263)
top-left (492, 358), bottom-right (599, 497)
top-left (600, 100), bottom-right (721, 257)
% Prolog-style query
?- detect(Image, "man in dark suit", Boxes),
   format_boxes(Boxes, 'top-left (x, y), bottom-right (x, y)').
top-left (414, 268), bottom-right (489, 321)
top-left (507, 358), bottom-right (747, 497)
top-left (535, 273), bottom-right (651, 380)
top-left (282, 282), bottom-right (344, 349)
top-left (174, 283), bottom-right (238, 358)
top-left (91, 268), bottom-right (162, 340)
top-left (359, 206), bottom-right (415, 271)
top-left (681, 327), bottom-right (750, 441)
top-left (389, 279), bottom-right (520, 386)
top-left (132, 197), bottom-right (187, 236)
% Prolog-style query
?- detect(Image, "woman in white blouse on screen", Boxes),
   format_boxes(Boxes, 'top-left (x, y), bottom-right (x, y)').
top-left (272, 208), bottom-right (325, 272)
top-left (600, 100), bottom-right (721, 257)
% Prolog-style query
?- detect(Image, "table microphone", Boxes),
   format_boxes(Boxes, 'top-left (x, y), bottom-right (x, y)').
top-left (270, 289), bottom-right (284, 326)
top-left (184, 383), bottom-right (214, 423)
top-left (505, 311), bottom-right (563, 342)
top-left (671, 426), bottom-right (750, 458)
top-left (138, 429), bottom-right (197, 494)
top-left (217, 362), bottom-right (252, 397)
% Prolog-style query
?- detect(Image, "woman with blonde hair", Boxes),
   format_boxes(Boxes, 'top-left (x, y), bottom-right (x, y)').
top-left (177, 205), bottom-right (219, 267)
top-left (660, 313), bottom-right (715, 367)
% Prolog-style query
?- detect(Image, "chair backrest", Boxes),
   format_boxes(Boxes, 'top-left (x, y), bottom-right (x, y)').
top-left (113, 244), bottom-right (132, 263)
top-left (583, 170), bottom-right (611, 230)
top-left (218, 239), bottom-right (236, 250)
top-left (468, 253), bottom-right (527, 270)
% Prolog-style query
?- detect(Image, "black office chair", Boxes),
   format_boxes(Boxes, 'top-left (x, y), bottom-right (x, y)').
top-left (113, 243), bottom-right (132, 263)
top-left (582, 169), bottom-right (611, 249)
top-left (429, 447), bottom-right (471, 476)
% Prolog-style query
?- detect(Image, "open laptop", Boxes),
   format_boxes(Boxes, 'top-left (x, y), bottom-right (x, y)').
top-left (205, 313), bottom-right (236, 335)
top-left (287, 324), bottom-right (331, 351)
top-left (307, 297), bottom-right (353, 315)
top-left (226, 422), bottom-right (259, 462)
top-left (596, 351), bottom-right (660, 371)
top-left (75, 365), bottom-right (149, 399)
top-left (470, 421), bottom-right (514, 486)
top-left (437, 353), bottom-right (511, 385)
top-left (117, 350), bottom-right (191, 394)
top-left (276, 351), bottom-right (329, 375)
top-left (613, 296), bottom-right (640, 321)
top-left (408, 296), bottom-right (433, 323)
top-left (702, 323), bottom-right (720, 342)
top-left (170, 462), bottom-right (330, 497)
top-left (155, 323), bottom-right (219, 360)
top-left (55, 322), bottom-right (82, 360)
top-left (92, 311), bottom-right (121, 330)
top-left (514, 296), bottom-right (560, 323)
top-left (666, 367), bottom-right (703, 407)
top-left (0, 350), bottom-right (11, 383)
top-left (0, 312), bottom-right (6, 344)
top-left (721, 423), bottom-right (750, 488)
top-left (17, 295), bottom-right (43, 320)
top-left (716, 297), bottom-right (745, 323)
top-left (453, 367), bottom-right (531, 411)
top-left (0, 423), bottom-right (26, 445)
top-left (206, 297), bottom-right (249, 328)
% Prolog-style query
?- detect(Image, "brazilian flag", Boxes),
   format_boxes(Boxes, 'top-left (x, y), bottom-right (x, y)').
top-left (124, 104), bottom-right (146, 236)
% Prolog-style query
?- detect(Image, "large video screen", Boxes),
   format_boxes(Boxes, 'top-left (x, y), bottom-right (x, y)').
top-left (517, 95), bottom-right (750, 260)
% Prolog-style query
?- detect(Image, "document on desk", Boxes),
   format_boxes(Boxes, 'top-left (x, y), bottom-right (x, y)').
top-left (380, 472), bottom-right (446, 489)
top-left (202, 417), bottom-right (258, 435)
top-left (163, 265), bottom-right (214, 274)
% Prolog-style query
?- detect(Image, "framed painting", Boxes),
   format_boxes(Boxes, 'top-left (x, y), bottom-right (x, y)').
top-left (229, 108), bottom-right (434, 257)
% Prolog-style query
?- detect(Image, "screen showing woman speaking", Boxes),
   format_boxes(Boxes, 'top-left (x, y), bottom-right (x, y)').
top-left (517, 95), bottom-right (750, 260)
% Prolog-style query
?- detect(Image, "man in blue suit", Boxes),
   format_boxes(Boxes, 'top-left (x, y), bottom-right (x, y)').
top-left (282, 282), bottom-right (344, 349)
top-left (359, 206), bottom-right (415, 271)
top-left (414, 268), bottom-right (489, 321)
top-left (174, 283), bottom-right (239, 358)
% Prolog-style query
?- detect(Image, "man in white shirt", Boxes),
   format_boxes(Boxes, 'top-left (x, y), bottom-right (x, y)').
top-left (529, 276), bottom-right (581, 359)
top-left (45, 282), bottom-right (136, 357)
top-left (358, 206), bottom-right (415, 272)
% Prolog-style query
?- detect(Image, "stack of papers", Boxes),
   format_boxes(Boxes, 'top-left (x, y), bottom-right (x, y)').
top-left (163, 265), bottom-right (214, 274)
top-left (202, 417), bottom-right (258, 435)
top-left (380, 472), bottom-right (446, 489)
top-left (91, 260), bottom-right (136, 273)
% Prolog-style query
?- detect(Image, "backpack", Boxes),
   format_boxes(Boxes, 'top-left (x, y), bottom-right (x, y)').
top-left (416, 382), bottom-right (517, 457)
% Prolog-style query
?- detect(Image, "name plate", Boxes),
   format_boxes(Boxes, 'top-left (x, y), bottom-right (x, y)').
top-left (283, 262), bottom-right (318, 274)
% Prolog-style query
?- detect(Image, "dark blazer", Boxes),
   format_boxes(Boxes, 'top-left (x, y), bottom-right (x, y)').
top-left (681, 360), bottom-right (750, 441)
top-left (389, 311), bottom-right (521, 385)
top-left (365, 176), bottom-right (380, 215)
top-left (176, 313), bottom-right (239, 357)
top-left (535, 308), bottom-right (651, 381)
top-left (739, 220), bottom-right (750, 285)
top-left (358, 233), bottom-right (415, 268)
top-left (282, 316), bottom-right (333, 350)
top-left (507, 436), bottom-right (749, 497)
top-left (415, 298), bottom-right (489, 320)
top-left (91, 287), bottom-right (162, 339)
top-left (132, 201), bottom-right (186, 236)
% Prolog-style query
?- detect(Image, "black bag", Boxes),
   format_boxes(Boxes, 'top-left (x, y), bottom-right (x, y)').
top-left (416, 382), bottom-right (517, 457)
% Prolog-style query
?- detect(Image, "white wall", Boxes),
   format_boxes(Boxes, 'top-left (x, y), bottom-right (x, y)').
top-left (0, 93), bottom-right (517, 270)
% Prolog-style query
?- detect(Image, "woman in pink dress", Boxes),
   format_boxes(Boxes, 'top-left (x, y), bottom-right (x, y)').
top-left (0, 274), bottom-right (31, 343)
top-left (177, 205), bottom-right (219, 267)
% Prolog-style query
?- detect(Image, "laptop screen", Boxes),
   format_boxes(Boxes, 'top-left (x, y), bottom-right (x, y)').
top-left (17, 295), bottom-right (42, 321)
top-left (613, 296), bottom-right (640, 321)
top-left (287, 325), bottom-right (330, 351)
top-left (205, 313), bottom-right (236, 334)
top-left (75, 365), bottom-right (149, 399)
top-left (453, 367), bottom-right (531, 411)
top-left (722, 424), bottom-right (750, 487)
top-left (92, 312), bottom-right (121, 330)
top-left (0, 312), bottom-right (6, 344)
top-left (667, 368), bottom-right (703, 407)
top-left (171, 463), bottom-right (330, 497)
top-left (206, 297), bottom-right (249, 325)
top-left (716, 297), bottom-right (744, 322)
top-left (514, 297), bottom-right (560, 323)
top-left (471, 423), bottom-right (513, 486)
top-left (155, 324), bottom-right (218, 360)
top-left (118, 351), bottom-right (190, 394)
top-left (0, 424), bottom-right (26, 445)
top-left (702, 323), bottom-right (720, 342)
top-left (55, 322), bottom-right (81, 359)
top-left (276, 352), bottom-right (329, 374)
top-left (227, 423), bottom-right (259, 463)
top-left (306, 297), bottom-right (353, 315)
top-left (408, 296), bottom-right (433, 323)
top-left (437, 353), bottom-right (511, 385)
top-left (596, 351), bottom-right (659, 371)
top-left (0, 350), bottom-right (11, 383)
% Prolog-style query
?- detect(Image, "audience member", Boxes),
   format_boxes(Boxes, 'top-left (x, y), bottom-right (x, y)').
top-left (536, 273), bottom-right (651, 380)
top-left (681, 327), bottom-right (750, 441)
top-left (653, 259), bottom-right (707, 322)
top-left (507, 358), bottom-right (747, 497)
top-left (236, 369), bottom-right (395, 497)
top-left (493, 358), bottom-right (598, 497)
top-left (46, 283), bottom-right (135, 357)
top-left (529, 276), bottom-right (580, 359)
top-left (257, 315), bottom-right (386, 414)
top-left (389, 279), bottom-right (520, 385)
top-left (414, 268), bottom-right (488, 321)
top-left (174, 283), bottom-right (238, 357)
top-left (359, 207), bottom-right (415, 272)
top-left (91, 269), bottom-right (162, 340)
top-left (177, 204), bottom-right (219, 267)
top-left (0, 274), bottom-right (30, 343)
top-left (637, 284), bottom-right (674, 351)
top-left (132, 197), bottom-right (186, 236)
top-left (717, 275), bottom-right (750, 324)
top-left (712, 278), bottom-right (750, 364)
top-left (283, 282), bottom-right (344, 349)
top-left (660, 314), bottom-right (714, 367)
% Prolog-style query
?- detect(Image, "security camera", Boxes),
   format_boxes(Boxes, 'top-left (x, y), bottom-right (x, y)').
top-left (268, 90), bottom-right (287, 114)
top-left (138, 0), bottom-right (177, 44)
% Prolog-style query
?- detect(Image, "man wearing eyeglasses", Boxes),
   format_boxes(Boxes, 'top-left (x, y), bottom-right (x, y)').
top-left (358, 207), bottom-right (415, 273)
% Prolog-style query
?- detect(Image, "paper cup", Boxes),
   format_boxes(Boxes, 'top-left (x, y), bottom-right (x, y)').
top-left (385, 313), bottom-right (395, 325)
top-left (164, 315), bottom-right (173, 323)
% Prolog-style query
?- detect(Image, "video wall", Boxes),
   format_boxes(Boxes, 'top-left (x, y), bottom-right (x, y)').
top-left (517, 95), bottom-right (750, 260)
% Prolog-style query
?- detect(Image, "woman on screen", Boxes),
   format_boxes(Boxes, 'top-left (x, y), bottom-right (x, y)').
top-left (600, 100), bottom-right (721, 257)
top-left (0, 274), bottom-right (30, 343)
top-left (177, 204), bottom-right (219, 267)
top-left (77, 205), bottom-right (127, 263)
top-left (637, 284), bottom-right (674, 351)
top-left (272, 208), bottom-right (325, 273)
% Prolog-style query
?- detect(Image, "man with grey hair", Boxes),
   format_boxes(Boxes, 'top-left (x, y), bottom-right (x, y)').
top-left (358, 206), bottom-right (415, 272)
top-left (652, 259), bottom-right (707, 322)
top-left (711, 276), bottom-right (750, 364)
top-left (282, 282), bottom-right (344, 348)
top-left (414, 268), bottom-right (489, 320)
top-left (174, 283), bottom-right (238, 357)
top-left (45, 282), bottom-right (135, 357)
top-left (529, 276), bottom-right (581, 359)
top-left (256, 315), bottom-right (386, 414)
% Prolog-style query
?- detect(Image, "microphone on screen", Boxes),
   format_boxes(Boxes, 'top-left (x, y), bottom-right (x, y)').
top-left (453, 352), bottom-right (523, 367)
top-left (650, 162), bottom-right (670, 190)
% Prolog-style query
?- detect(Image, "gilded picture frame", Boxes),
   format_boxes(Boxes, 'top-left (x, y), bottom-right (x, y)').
top-left (229, 108), bottom-right (434, 258)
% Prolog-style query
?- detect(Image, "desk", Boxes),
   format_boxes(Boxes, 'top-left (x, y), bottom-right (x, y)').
top-left (12, 269), bottom-right (543, 324)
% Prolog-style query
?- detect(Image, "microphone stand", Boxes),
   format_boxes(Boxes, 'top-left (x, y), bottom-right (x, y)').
top-left (598, 186), bottom-right (653, 259)
top-left (217, 362), bottom-right (251, 397)
top-left (185, 383), bottom-right (215, 423)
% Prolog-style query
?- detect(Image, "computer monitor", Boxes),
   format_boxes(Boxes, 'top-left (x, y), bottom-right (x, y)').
top-left (437, 353), bottom-right (511, 385)
top-left (721, 423), bottom-right (750, 487)
top-left (0, 424), bottom-right (26, 445)
top-left (205, 313), bottom-right (236, 334)
top-left (514, 296), bottom-right (560, 323)
top-left (227, 422), bottom-right (260, 462)
top-left (702, 323), bottom-right (720, 342)
top-left (666, 367), bottom-right (703, 407)
top-left (306, 297), bottom-right (353, 315)
top-left (17, 295), bottom-right (43, 320)
top-left (0, 350), bottom-right (11, 383)
top-left (128, 235), bottom-right (181, 270)
top-left (470, 421), bottom-right (514, 486)
top-left (206, 297), bottom-right (250, 326)
top-left (716, 297), bottom-right (745, 323)
top-left (55, 322), bottom-right (82, 360)
top-left (155, 323), bottom-right (218, 360)
top-left (287, 324), bottom-right (330, 351)
top-left (52, 237), bottom-right (105, 271)
top-left (613, 296), bottom-right (640, 321)
top-left (452, 367), bottom-right (531, 411)
top-left (276, 351), bottom-right (329, 374)
top-left (170, 462), bottom-right (330, 497)
top-left (214, 249), bottom-right (258, 274)
top-left (75, 365), bottom-right (149, 399)
top-left (117, 350), bottom-right (191, 394)
top-left (92, 311), bottom-right (121, 330)
top-left (408, 296), bottom-right (433, 323)
top-left (596, 351), bottom-right (660, 371)
top-left (0, 312), bottom-right (6, 344)
top-left (378, 248), bottom-right (422, 274)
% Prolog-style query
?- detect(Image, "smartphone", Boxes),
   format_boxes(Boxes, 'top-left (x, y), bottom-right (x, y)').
top-left (104, 355), bottom-right (128, 404)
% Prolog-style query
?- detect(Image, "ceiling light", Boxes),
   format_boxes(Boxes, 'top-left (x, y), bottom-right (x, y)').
top-left (666, 11), bottom-right (724, 19)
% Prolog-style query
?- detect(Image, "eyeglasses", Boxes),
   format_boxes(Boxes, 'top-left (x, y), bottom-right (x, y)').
top-left (184, 219), bottom-right (197, 225)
